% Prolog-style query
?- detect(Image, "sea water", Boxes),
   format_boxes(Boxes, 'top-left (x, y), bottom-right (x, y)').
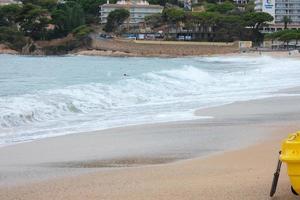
top-left (1, 54), bottom-right (300, 146)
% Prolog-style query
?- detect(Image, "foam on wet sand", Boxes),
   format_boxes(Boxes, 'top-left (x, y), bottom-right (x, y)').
top-left (1, 88), bottom-right (300, 199)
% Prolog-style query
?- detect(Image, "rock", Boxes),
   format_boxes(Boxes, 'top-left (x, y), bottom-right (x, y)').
top-left (0, 44), bottom-right (19, 55)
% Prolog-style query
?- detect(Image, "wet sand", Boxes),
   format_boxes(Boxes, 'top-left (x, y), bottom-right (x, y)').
top-left (1, 90), bottom-right (300, 199)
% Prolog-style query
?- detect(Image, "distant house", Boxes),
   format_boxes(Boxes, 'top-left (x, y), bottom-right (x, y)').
top-left (0, 0), bottom-right (18, 5)
top-left (100, 0), bottom-right (163, 24)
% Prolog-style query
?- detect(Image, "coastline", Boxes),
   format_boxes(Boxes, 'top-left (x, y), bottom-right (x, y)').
top-left (1, 87), bottom-right (300, 199)
top-left (2, 47), bottom-right (300, 59)
top-left (1, 39), bottom-right (240, 57)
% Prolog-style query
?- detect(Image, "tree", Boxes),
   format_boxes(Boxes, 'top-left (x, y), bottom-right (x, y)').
top-left (69, 0), bottom-right (107, 23)
top-left (205, 1), bottom-right (235, 14)
top-left (0, 27), bottom-right (27, 50)
top-left (190, 11), bottom-right (220, 26)
top-left (104, 9), bottom-right (130, 33)
top-left (17, 3), bottom-right (50, 40)
top-left (145, 13), bottom-right (164, 29)
top-left (244, 0), bottom-right (255, 13)
top-left (21, 0), bottom-right (58, 10)
top-left (72, 24), bottom-right (92, 46)
top-left (163, 8), bottom-right (185, 33)
top-left (243, 12), bottom-right (274, 30)
top-left (51, 1), bottom-right (85, 37)
top-left (66, 0), bottom-right (118, 23)
top-left (163, 8), bottom-right (185, 23)
top-left (187, 12), bottom-right (220, 34)
top-left (282, 16), bottom-right (292, 30)
top-left (266, 30), bottom-right (300, 49)
top-left (72, 24), bottom-right (92, 39)
top-left (214, 15), bottom-right (244, 42)
top-left (243, 12), bottom-right (274, 44)
top-left (279, 32), bottom-right (295, 49)
top-left (0, 4), bottom-right (22, 26)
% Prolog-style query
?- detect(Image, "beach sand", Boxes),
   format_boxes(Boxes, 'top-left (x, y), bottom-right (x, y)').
top-left (1, 90), bottom-right (300, 199)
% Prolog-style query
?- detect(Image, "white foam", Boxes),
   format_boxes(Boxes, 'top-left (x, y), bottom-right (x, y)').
top-left (1, 55), bottom-right (300, 146)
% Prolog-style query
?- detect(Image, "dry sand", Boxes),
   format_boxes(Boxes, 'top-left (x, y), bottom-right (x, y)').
top-left (1, 91), bottom-right (300, 199)
top-left (87, 39), bottom-right (239, 57)
top-left (1, 129), bottom-right (298, 200)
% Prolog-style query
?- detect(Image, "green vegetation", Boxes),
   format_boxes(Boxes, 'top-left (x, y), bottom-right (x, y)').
top-left (0, 0), bottom-right (283, 53)
top-left (72, 25), bottom-right (92, 38)
top-left (104, 9), bottom-right (130, 32)
top-left (0, 0), bottom-right (104, 52)
top-left (205, 1), bottom-right (235, 14)
top-left (0, 26), bottom-right (27, 50)
top-left (266, 30), bottom-right (300, 48)
top-left (146, 4), bottom-right (273, 43)
top-left (17, 3), bottom-right (50, 40)
top-left (50, 1), bottom-right (86, 38)
top-left (282, 16), bottom-right (292, 30)
top-left (145, 13), bottom-right (164, 28)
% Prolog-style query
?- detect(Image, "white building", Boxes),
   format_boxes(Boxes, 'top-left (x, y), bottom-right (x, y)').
top-left (233, 0), bottom-right (249, 5)
top-left (100, 0), bottom-right (163, 24)
top-left (0, 0), bottom-right (18, 5)
top-left (255, 0), bottom-right (300, 32)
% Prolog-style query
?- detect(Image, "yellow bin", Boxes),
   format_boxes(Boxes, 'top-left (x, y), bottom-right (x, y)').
top-left (280, 132), bottom-right (300, 194)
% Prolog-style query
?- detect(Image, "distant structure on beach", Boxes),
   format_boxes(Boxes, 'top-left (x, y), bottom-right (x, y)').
top-left (255, 0), bottom-right (300, 32)
top-left (100, 0), bottom-right (163, 24)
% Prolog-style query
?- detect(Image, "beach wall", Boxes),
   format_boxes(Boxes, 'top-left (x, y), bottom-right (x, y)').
top-left (91, 39), bottom-right (239, 56)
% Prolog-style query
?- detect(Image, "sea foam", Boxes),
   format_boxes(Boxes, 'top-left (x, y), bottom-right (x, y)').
top-left (0, 55), bottom-right (300, 145)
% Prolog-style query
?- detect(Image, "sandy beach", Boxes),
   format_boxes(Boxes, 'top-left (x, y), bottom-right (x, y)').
top-left (1, 87), bottom-right (300, 199)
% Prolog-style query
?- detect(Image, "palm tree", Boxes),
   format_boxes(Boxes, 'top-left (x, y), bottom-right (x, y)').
top-left (282, 16), bottom-right (292, 29)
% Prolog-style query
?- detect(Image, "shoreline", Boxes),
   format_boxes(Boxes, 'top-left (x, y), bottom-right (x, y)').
top-left (1, 84), bottom-right (299, 150)
top-left (2, 48), bottom-right (300, 59)
top-left (1, 36), bottom-right (300, 58)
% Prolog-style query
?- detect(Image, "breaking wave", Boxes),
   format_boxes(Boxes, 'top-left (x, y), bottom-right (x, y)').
top-left (1, 55), bottom-right (300, 145)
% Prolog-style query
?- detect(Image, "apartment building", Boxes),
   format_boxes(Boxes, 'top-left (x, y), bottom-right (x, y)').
top-left (100, 0), bottom-right (163, 24)
top-left (255, 0), bottom-right (300, 32)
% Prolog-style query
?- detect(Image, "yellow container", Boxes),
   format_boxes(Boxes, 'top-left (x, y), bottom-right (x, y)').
top-left (280, 132), bottom-right (300, 194)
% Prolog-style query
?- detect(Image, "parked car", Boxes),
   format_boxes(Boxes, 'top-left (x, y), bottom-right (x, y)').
top-left (127, 36), bottom-right (136, 40)
top-left (138, 34), bottom-right (145, 40)
top-left (177, 35), bottom-right (185, 41)
top-left (154, 33), bottom-right (164, 39)
top-left (185, 35), bottom-right (192, 41)
top-left (105, 35), bottom-right (113, 39)
top-left (127, 34), bottom-right (137, 40)
top-left (99, 34), bottom-right (113, 39)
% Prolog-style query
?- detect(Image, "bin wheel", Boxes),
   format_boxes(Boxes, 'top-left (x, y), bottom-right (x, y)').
top-left (291, 186), bottom-right (299, 196)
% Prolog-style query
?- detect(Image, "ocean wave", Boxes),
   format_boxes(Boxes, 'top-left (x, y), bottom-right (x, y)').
top-left (1, 56), bottom-right (300, 145)
top-left (0, 65), bottom-right (213, 129)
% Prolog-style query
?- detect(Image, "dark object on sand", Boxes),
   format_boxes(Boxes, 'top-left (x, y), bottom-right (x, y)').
top-left (270, 151), bottom-right (282, 197)
top-left (291, 186), bottom-right (299, 195)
